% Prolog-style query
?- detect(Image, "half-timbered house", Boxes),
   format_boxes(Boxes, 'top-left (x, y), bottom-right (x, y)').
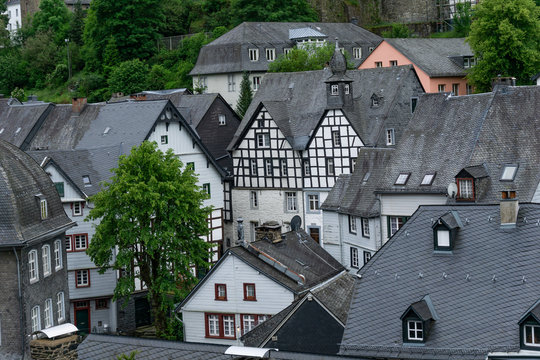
top-left (229, 48), bottom-right (424, 245)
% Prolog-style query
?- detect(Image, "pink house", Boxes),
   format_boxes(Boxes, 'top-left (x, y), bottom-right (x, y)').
top-left (359, 38), bottom-right (474, 95)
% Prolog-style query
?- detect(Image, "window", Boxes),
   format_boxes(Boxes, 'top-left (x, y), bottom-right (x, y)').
top-left (65, 235), bottom-right (72, 252)
top-left (186, 162), bottom-right (195, 170)
top-left (74, 234), bottom-right (88, 251)
top-left (29, 249), bottom-right (38, 283)
top-left (203, 183), bottom-right (211, 196)
top-left (407, 320), bottom-right (423, 341)
top-left (256, 133), bottom-right (270, 148)
top-left (463, 56), bottom-right (476, 68)
top-left (390, 60), bottom-right (398, 66)
top-left (249, 48), bottom-right (259, 61)
top-left (40, 199), bottom-right (48, 219)
top-left (265, 159), bottom-right (273, 176)
top-left (303, 160), bottom-right (311, 176)
top-left (284, 48), bottom-right (292, 55)
top-left (344, 84), bottom-right (350, 94)
top-left (250, 191), bottom-right (258, 209)
top-left (524, 324), bottom-right (540, 346)
top-left (44, 299), bottom-right (53, 328)
top-left (215, 284), bottom-right (227, 301)
top-left (372, 97), bottom-right (379, 107)
top-left (386, 129), bottom-right (395, 145)
top-left (501, 164), bottom-right (518, 181)
top-left (411, 97), bottom-right (418, 113)
top-left (332, 130), bottom-right (341, 147)
top-left (250, 159), bottom-right (258, 176)
top-left (72, 202), bottom-right (83, 216)
top-left (241, 314), bottom-right (269, 335)
top-left (252, 76), bottom-right (261, 91)
top-left (54, 182), bottom-right (64, 197)
top-left (82, 175), bottom-right (91, 186)
top-left (363, 251), bottom-right (371, 264)
top-left (31, 306), bottom-right (41, 332)
top-left (330, 84), bottom-right (339, 95)
top-left (54, 239), bottom-right (62, 270)
top-left (218, 114), bottom-right (226, 126)
top-left (280, 159), bottom-right (288, 176)
top-left (93, 298), bottom-right (108, 310)
top-left (361, 217), bottom-right (370, 237)
top-left (353, 47), bottom-right (362, 59)
top-left (308, 194), bottom-right (319, 211)
top-left (326, 158), bottom-right (335, 176)
top-left (205, 313), bottom-right (236, 339)
top-left (375, 61), bottom-right (383, 67)
top-left (436, 229), bottom-right (450, 248)
top-left (395, 173), bottom-right (410, 185)
top-left (452, 83), bottom-right (459, 96)
top-left (76, 270), bottom-right (90, 287)
top-left (369, 47), bottom-right (375, 53)
top-left (285, 192), bottom-right (297, 212)
top-left (388, 216), bottom-right (407, 237)
top-left (457, 178), bottom-right (474, 200)
top-left (467, 84), bottom-right (473, 95)
top-left (349, 215), bottom-right (357, 234)
top-left (438, 84), bottom-right (446, 92)
top-left (266, 48), bottom-right (275, 61)
top-left (421, 173), bottom-right (436, 185)
top-left (42, 245), bottom-right (51, 277)
top-left (350, 247), bottom-right (359, 268)
top-left (243, 283), bottom-right (256, 301)
top-left (161, 135), bottom-right (168, 144)
top-left (350, 158), bottom-right (357, 172)
top-left (227, 74), bottom-right (235, 92)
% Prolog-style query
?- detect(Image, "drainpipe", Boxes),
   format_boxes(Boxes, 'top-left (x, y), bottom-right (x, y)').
top-left (13, 247), bottom-right (25, 358)
top-left (376, 195), bottom-right (384, 249)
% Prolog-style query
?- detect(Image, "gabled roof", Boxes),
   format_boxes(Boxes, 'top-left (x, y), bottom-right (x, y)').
top-left (0, 140), bottom-right (73, 248)
top-left (0, 102), bottom-right (53, 149)
top-left (341, 203), bottom-right (540, 359)
top-left (229, 65), bottom-right (422, 151)
top-left (191, 22), bottom-right (382, 75)
top-left (27, 145), bottom-right (123, 198)
top-left (384, 38), bottom-right (473, 77)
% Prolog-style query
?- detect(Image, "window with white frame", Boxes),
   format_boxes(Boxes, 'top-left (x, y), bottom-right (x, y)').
top-left (284, 48), bottom-right (292, 55)
top-left (452, 83), bottom-right (459, 96)
top-left (40, 199), bottom-right (48, 219)
top-left (421, 173), bottom-right (436, 185)
top-left (207, 314), bottom-right (219, 336)
top-left (227, 74), bottom-right (235, 92)
top-left (457, 178), bottom-right (474, 200)
top-left (353, 47), bottom-right (362, 59)
top-left (250, 191), bottom-right (258, 209)
top-left (252, 76), bottom-right (261, 91)
top-left (407, 320), bottom-right (423, 341)
top-left (350, 157), bottom-right (357, 172)
top-left (386, 128), bottom-right (395, 145)
top-left (326, 158), bottom-right (335, 176)
top-left (202, 183), bottom-right (211, 196)
top-left (57, 292), bottom-right (65, 322)
top-left (438, 84), bottom-right (446, 92)
top-left (266, 48), bottom-right (276, 61)
top-left (218, 114), bottom-right (226, 126)
top-left (249, 48), bottom-right (259, 61)
top-left (395, 173), bottom-right (410, 185)
top-left (65, 235), bottom-right (72, 252)
top-left (72, 202), bottom-right (83, 216)
top-left (363, 251), bottom-right (371, 264)
top-left (350, 247), bottom-right (359, 268)
top-left (223, 315), bottom-right (235, 337)
top-left (332, 130), bottom-right (341, 147)
top-left (501, 165), bottom-right (518, 181)
top-left (390, 60), bottom-right (398, 66)
top-left (375, 61), bottom-right (382, 67)
top-left (29, 249), bottom-right (38, 283)
top-left (242, 314), bottom-right (256, 334)
top-left (76, 269), bottom-right (90, 287)
top-left (42, 245), bottom-right (51, 277)
top-left (265, 159), bottom-right (273, 176)
top-left (44, 298), bottom-right (53, 328)
top-left (331, 84), bottom-right (339, 95)
top-left (74, 234), bottom-right (88, 251)
top-left (285, 192), bottom-right (297, 212)
top-left (524, 324), bottom-right (540, 346)
top-left (349, 215), bottom-right (357, 234)
top-left (280, 159), bottom-right (288, 176)
top-left (303, 159), bottom-right (311, 176)
top-left (161, 135), bottom-right (168, 144)
top-left (361, 217), bottom-right (370, 237)
top-left (389, 216), bottom-right (406, 237)
top-left (250, 159), bottom-right (258, 175)
top-left (206, 313), bottom-right (235, 338)
top-left (256, 133), bottom-right (270, 148)
top-left (308, 194), bottom-right (319, 211)
top-left (31, 306), bottom-right (41, 332)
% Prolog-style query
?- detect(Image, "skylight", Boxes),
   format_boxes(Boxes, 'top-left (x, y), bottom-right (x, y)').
top-left (362, 172), bottom-right (371, 184)
top-left (82, 175), bottom-right (91, 186)
top-left (421, 173), bottom-right (436, 186)
top-left (500, 164), bottom-right (518, 181)
top-left (103, 127), bottom-right (111, 134)
top-left (0, 128), bottom-right (4, 134)
top-left (395, 173), bottom-right (410, 185)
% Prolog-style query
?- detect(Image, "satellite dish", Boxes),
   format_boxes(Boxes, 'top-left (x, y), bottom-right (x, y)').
top-left (290, 215), bottom-right (302, 231)
top-left (447, 182), bottom-right (458, 198)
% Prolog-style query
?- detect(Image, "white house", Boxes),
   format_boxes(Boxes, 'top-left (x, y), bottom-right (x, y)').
top-left (4, 0), bottom-right (21, 34)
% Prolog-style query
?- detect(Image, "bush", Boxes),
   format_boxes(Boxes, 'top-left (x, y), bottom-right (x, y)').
top-left (108, 59), bottom-right (149, 95)
top-left (46, 63), bottom-right (69, 87)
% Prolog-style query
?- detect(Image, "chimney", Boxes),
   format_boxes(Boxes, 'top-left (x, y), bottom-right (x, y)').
top-left (236, 218), bottom-right (245, 246)
top-left (492, 75), bottom-right (516, 90)
top-left (130, 93), bottom-right (147, 101)
top-left (500, 191), bottom-right (519, 227)
top-left (72, 97), bottom-right (87, 114)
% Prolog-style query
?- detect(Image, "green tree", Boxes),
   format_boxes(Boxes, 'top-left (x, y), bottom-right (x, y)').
top-left (146, 64), bottom-right (172, 90)
top-left (467, 0), bottom-right (540, 92)
top-left (29, 0), bottom-right (71, 45)
top-left (0, 2), bottom-right (10, 48)
top-left (159, 0), bottom-right (197, 36)
top-left (108, 59), bottom-right (149, 95)
top-left (382, 23), bottom-right (410, 38)
top-left (452, 2), bottom-right (473, 37)
top-left (86, 141), bottom-right (212, 337)
top-left (268, 43), bottom-right (351, 72)
top-left (236, 72), bottom-right (253, 117)
top-left (69, 1), bottom-right (86, 46)
top-left (230, 0), bottom-right (318, 26)
top-left (83, 0), bottom-right (164, 71)
top-left (20, 31), bottom-right (62, 88)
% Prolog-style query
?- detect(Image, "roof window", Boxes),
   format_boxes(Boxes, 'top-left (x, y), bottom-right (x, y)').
top-left (82, 175), bottom-right (91, 187)
top-left (395, 173), bottom-right (410, 185)
top-left (500, 164), bottom-right (518, 181)
top-left (421, 173), bottom-right (436, 186)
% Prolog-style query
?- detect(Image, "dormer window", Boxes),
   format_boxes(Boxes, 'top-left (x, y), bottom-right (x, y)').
top-left (407, 320), bottom-right (423, 341)
top-left (457, 178), bottom-right (474, 200)
top-left (501, 164), bottom-right (518, 181)
top-left (265, 48), bottom-right (275, 61)
top-left (401, 295), bottom-right (437, 344)
top-left (249, 48), bottom-right (259, 61)
top-left (432, 211), bottom-right (461, 251)
top-left (331, 84), bottom-right (339, 95)
top-left (519, 300), bottom-right (540, 349)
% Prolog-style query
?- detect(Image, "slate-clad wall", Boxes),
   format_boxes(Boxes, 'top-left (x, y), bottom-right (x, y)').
top-left (0, 251), bottom-right (23, 355)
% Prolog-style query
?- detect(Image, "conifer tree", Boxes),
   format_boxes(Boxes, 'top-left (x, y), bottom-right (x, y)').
top-left (236, 72), bottom-right (253, 117)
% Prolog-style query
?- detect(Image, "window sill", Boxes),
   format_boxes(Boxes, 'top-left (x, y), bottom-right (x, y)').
top-left (243, 298), bottom-right (257, 302)
top-left (205, 335), bottom-right (236, 340)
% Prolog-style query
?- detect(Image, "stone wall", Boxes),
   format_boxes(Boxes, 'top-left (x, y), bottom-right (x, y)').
top-left (30, 335), bottom-right (80, 360)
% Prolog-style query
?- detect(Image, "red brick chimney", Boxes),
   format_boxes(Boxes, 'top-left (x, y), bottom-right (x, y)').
top-left (72, 97), bottom-right (87, 114)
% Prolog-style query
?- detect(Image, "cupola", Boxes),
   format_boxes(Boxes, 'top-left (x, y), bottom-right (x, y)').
top-left (325, 39), bottom-right (353, 109)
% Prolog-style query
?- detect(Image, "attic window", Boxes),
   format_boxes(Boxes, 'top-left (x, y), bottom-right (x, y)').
top-left (362, 172), bottom-right (370, 184)
top-left (432, 212), bottom-right (461, 251)
top-left (249, 48), bottom-right (259, 61)
top-left (524, 324), bottom-right (540, 347)
top-left (395, 173), bottom-right (410, 185)
top-left (518, 300), bottom-right (540, 349)
top-left (456, 178), bottom-right (474, 200)
top-left (331, 85), bottom-right (339, 95)
top-left (103, 127), bottom-right (111, 134)
top-left (407, 320), bottom-right (423, 341)
top-left (0, 128), bottom-right (4, 134)
top-left (82, 175), bottom-right (91, 187)
top-left (500, 164), bottom-right (518, 181)
top-left (421, 173), bottom-right (436, 186)
top-left (401, 296), bottom-right (437, 344)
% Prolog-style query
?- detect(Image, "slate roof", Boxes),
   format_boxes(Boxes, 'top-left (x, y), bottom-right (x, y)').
top-left (229, 65), bottom-right (423, 151)
top-left (27, 145), bottom-right (122, 198)
top-left (191, 22), bottom-right (382, 75)
top-left (340, 203), bottom-right (540, 359)
top-left (0, 140), bottom-right (73, 248)
top-left (176, 94), bottom-right (220, 127)
top-left (385, 38), bottom-right (473, 77)
top-left (0, 102), bottom-right (53, 149)
top-left (78, 334), bottom-right (354, 360)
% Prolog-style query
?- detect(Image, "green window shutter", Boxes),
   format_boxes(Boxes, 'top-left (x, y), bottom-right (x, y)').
top-left (55, 182), bottom-right (64, 197)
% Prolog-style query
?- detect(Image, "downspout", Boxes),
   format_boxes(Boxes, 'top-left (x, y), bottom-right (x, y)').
top-left (376, 195), bottom-right (384, 249)
top-left (13, 247), bottom-right (25, 358)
